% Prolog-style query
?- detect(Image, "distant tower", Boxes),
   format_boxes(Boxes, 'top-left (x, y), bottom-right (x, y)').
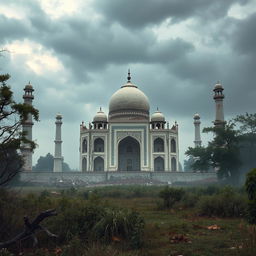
top-left (193, 113), bottom-right (202, 147)
top-left (213, 81), bottom-right (225, 127)
top-left (21, 82), bottom-right (34, 171)
top-left (53, 114), bottom-right (63, 172)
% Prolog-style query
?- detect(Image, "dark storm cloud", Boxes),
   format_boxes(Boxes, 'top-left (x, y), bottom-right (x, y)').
top-left (231, 13), bottom-right (256, 55)
top-left (35, 16), bottom-right (194, 81)
top-left (94, 0), bottom-right (249, 28)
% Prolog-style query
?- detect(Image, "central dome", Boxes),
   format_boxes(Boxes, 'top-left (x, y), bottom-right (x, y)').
top-left (109, 73), bottom-right (150, 121)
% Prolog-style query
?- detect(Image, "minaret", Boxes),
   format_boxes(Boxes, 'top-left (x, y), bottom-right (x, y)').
top-left (21, 82), bottom-right (34, 171)
top-left (193, 113), bottom-right (202, 147)
top-left (53, 114), bottom-right (63, 172)
top-left (213, 81), bottom-right (225, 127)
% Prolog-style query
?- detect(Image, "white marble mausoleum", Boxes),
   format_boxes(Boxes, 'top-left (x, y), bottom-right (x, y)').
top-left (79, 72), bottom-right (179, 172)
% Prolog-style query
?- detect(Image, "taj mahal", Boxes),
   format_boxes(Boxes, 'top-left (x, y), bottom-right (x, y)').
top-left (20, 70), bottom-right (224, 183)
top-left (79, 71), bottom-right (179, 172)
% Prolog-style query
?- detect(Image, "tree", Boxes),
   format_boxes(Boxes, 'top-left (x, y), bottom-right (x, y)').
top-left (0, 73), bottom-right (39, 186)
top-left (186, 122), bottom-right (241, 183)
top-left (234, 113), bottom-right (256, 136)
top-left (204, 123), bottom-right (241, 183)
top-left (33, 153), bottom-right (71, 172)
top-left (185, 146), bottom-right (211, 172)
top-left (234, 113), bottom-right (256, 177)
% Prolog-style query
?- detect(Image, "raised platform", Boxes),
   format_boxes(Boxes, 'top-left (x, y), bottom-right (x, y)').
top-left (20, 171), bottom-right (217, 186)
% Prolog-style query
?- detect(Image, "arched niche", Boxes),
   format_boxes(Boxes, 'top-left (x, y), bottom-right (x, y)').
top-left (171, 139), bottom-right (176, 153)
top-left (94, 156), bottom-right (104, 171)
top-left (82, 138), bottom-right (87, 153)
top-left (171, 157), bottom-right (177, 171)
top-left (82, 157), bottom-right (87, 172)
top-left (154, 156), bottom-right (164, 171)
top-left (118, 136), bottom-right (140, 171)
top-left (94, 138), bottom-right (104, 152)
top-left (154, 138), bottom-right (164, 152)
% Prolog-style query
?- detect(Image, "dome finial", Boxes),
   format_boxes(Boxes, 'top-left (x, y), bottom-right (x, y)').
top-left (157, 106), bottom-right (159, 111)
top-left (127, 69), bottom-right (131, 82)
top-left (100, 107), bottom-right (102, 111)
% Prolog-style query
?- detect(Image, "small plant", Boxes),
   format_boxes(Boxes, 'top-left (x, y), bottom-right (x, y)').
top-left (159, 186), bottom-right (185, 208)
top-left (93, 208), bottom-right (144, 249)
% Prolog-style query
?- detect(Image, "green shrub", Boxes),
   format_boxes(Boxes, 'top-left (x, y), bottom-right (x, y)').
top-left (93, 208), bottom-right (144, 249)
top-left (197, 186), bottom-right (247, 217)
top-left (159, 186), bottom-right (185, 208)
top-left (179, 192), bottom-right (199, 208)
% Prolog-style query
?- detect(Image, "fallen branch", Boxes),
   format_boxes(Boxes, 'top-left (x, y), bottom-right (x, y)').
top-left (0, 209), bottom-right (58, 248)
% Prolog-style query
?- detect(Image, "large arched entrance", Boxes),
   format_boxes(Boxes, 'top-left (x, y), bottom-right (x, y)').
top-left (118, 136), bottom-right (140, 171)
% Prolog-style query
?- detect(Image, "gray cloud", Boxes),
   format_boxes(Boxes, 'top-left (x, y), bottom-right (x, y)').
top-left (231, 13), bottom-right (256, 55)
top-left (0, 0), bottom-right (256, 168)
top-left (94, 0), bottom-right (250, 28)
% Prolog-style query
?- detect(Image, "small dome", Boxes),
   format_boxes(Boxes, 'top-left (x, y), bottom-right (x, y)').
top-left (194, 113), bottom-right (200, 120)
top-left (151, 109), bottom-right (165, 122)
top-left (214, 81), bottom-right (223, 90)
top-left (24, 82), bottom-right (34, 91)
top-left (93, 108), bottom-right (107, 122)
top-left (56, 113), bottom-right (62, 119)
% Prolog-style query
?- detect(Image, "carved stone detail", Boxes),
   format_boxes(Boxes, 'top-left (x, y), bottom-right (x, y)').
top-left (116, 131), bottom-right (142, 143)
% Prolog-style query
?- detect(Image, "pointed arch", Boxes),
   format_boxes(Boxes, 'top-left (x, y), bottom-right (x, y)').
top-left (171, 157), bottom-right (177, 171)
top-left (94, 138), bottom-right (104, 152)
top-left (94, 156), bottom-right (104, 171)
top-left (82, 138), bottom-right (87, 153)
top-left (171, 139), bottom-right (176, 153)
top-left (82, 157), bottom-right (87, 172)
top-left (154, 138), bottom-right (164, 152)
top-left (118, 136), bottom-right (140, 171)
top-left (154, 156), bottom-right (164, 171)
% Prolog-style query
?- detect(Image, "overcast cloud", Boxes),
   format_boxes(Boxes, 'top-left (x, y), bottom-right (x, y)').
top-left (0, 0), bottom-right (255, 169)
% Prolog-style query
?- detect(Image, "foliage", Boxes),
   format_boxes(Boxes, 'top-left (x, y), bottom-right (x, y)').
top-left (33, 153), bottom-right (71, 172)
top-left (93, 208), bottom-right (144, 249)
top-left (185, 146), bottom-right (211, 172)
top-left (186, 122), bottom-right (241, 183)
top-left (159, 186), bottom-right (185, 208)
top-left (0, 185), bottom-right (254, 255)
top-left (183, 155), bottom-right (195, 171)
top-left (205, 123), bottom-right (241, 182)
top-left (245, 168), bottom-right (256, 224)
top-left (234, 112), bottom-right (256, 136)
top-left (197, 186), bottom-right (247, 217)
top-left (0, 73), bottom-right (39, 186)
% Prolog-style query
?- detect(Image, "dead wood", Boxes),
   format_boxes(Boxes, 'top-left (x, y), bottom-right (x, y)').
top-left (0, 209), bottom-right (57, 248)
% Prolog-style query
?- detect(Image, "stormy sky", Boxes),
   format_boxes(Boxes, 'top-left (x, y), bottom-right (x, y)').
top-left (0, 0), bottom-right (256, 169)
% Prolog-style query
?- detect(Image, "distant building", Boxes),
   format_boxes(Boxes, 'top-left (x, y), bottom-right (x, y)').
top-left (79, 71), bottom-right (179, 172)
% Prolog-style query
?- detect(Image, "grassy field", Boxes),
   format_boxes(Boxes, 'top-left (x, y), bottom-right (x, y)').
top-left (107, 196), bottom-right (252, 256)
top-left (1, 185), bottom-right (256, 256)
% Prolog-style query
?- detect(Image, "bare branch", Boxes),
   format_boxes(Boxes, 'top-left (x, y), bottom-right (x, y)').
top-left (0, 209), bottom-right (58, 248)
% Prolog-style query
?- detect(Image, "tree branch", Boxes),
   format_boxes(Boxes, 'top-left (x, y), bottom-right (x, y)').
top-left (0, 209), bottom-right (58, 248)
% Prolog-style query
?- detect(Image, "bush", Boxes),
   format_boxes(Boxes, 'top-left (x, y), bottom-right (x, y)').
top-left (179, 192), bottom-right (199, 208)
top-left (159, 186), bottom-right (185, 208)
top-left (197, 186), bottom-right (247, 217)
top-left (93, 208), bottom-right (144, 249)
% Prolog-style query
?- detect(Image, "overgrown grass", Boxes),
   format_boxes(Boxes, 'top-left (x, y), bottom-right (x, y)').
top-left (1, 185), bottom-right (255, 256)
